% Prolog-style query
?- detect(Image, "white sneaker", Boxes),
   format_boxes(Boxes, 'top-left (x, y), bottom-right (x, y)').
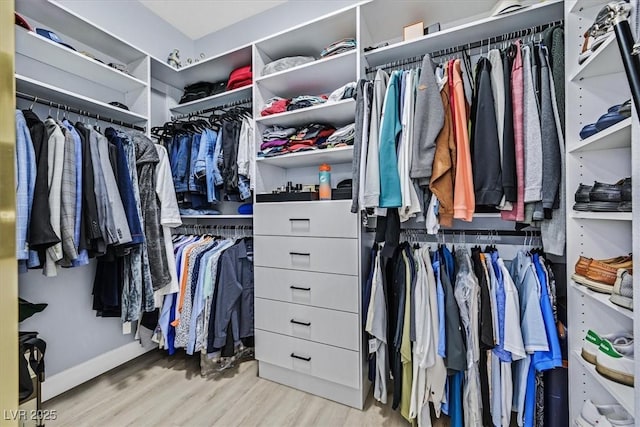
top-left (596, 338), bottom-right (635, 386)
top-left (581, 330), bottom-right (633, 365)
top-left (574, 399), bottom-right (634, 426)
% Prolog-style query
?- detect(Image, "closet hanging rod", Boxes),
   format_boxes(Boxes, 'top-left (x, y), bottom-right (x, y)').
top-left (365, 19), bottom-right (564, 74)
top-left (15, 91), bottom-right (146, 132)
top-left (400, 228), bottom-right (541, 245)
top-left (174, 223), bottom-right (253, 236)
top-left (171, 97), bottom-right (253, 121)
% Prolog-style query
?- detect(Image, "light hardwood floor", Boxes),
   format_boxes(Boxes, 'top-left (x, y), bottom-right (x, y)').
top-left (44, 350), bottom-right (451, 427)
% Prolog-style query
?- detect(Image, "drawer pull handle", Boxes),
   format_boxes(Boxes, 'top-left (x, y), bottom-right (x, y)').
top-left (289, 252), bottom-right (310, 257)
top-left (289, 218), bottom-right (310, 222)
top-left (290, 353), bottom-right (311, 362)
top-left (290, 319), bottom-right (311, 327)
top-left (290, 285), bottom-right (311, 291)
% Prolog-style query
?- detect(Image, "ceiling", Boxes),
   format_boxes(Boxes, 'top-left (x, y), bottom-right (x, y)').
top-left (139, 0), bottom-right (288, 39)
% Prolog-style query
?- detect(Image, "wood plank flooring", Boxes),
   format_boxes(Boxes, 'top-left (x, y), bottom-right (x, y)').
top-left (44, 350), bottom-right (451, 426)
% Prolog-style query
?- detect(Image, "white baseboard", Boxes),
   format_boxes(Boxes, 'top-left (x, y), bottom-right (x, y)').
top-left (42, 341), bottom-right (154, 401)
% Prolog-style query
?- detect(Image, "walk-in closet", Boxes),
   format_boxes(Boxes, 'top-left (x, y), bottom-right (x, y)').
top-left (3, 0), bottom-right (640, 426)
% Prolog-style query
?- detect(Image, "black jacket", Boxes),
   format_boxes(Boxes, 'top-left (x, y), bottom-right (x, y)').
top-left (502, 48), bottom-right (517, 202)
top-left (22, 110), bottom-right (59, 251)
top-left (470, 57), bottom-right (503, 206)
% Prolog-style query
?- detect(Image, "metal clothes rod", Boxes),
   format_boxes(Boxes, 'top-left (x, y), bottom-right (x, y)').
top-left (15, 91), bottom-right (146, 132)
top-left (400, 228), bottom-right (542, 245)
top-left (174, 224), bottom-right (253, 236)
top-left (365, 19), bottom-right (564, 74)
top-left (171, 97), bottom-right (253, 121)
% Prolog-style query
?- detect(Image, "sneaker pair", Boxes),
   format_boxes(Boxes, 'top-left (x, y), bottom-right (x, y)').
top-left (582, 330), bottom-right (634, 386)
top-left (610, 269), bottom-right (633, 310)
top-left (574, 399), bottom-right (633, 426)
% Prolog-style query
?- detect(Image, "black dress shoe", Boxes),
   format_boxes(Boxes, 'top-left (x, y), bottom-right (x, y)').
top-left (575, 184), bottom-right (593, 203)
top-left (589, 181), bottom-right (623, 202)
top-left (621, 177), bottom-right (632, 202)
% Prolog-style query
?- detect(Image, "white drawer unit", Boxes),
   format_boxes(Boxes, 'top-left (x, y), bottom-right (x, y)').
top-left (255, 298), bottom-right (359, 351)
top-left (254, 201), bottom-right (358, 238)
top-left (254, 235), bottom-right (359, 276)
top-left (254, 266), bottom-right (358, 313)
top-left (255, 329), bottom-right (360, 389)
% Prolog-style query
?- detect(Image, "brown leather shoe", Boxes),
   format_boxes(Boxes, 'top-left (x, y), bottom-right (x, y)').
top-left (573, 258), bottom-right (633, 293)
top-left (574, 255), bottom-right (632, 277)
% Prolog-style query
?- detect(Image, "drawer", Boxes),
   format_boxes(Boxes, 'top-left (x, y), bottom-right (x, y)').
top-left (254, 201), bottom-right (358, 238)
top-left (255, 298), bottom-right (359, 351)
top-left (255, 329), bottom-right (360, 389)
top-left (254, 236), bottom-right (359, 276)
top-left (255, 267), bottom-right (359, 313)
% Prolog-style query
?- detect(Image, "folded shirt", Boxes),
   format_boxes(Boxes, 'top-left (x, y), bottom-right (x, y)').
top-left (262, 56), bottom-right (315, 76)
top-left (320, 38), bottom-right (357, 58)
top-left (227, 65), bottom-right (252, 90)
top-left (260, 139), bottom-right (290, 150)
top-left (261, 97), bottom-right (290, 116)
top-left (327, 82), bottom-right (357, 102)
top-left (290, 123), bottom-right (336, 141)
top-left (262, 125), bottom-right (297, 140)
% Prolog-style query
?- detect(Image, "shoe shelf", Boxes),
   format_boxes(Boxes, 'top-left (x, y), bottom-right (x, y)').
top-left (256, 145), bottom-right (353, 168)
top-left (255, 98), bottom-right (355, 128)
top-left (169, 85), bottom-right (253, 116)
top-left (568, 118), bottom-right (632, 153)
top-left (570, 35), bottom-right (623, 82)
top-left (572, 350), bottom-right (635, 415)
top-left (570, 280), bottom-right (633, 320)
top-left (570, 211), bottom-right (632, 221)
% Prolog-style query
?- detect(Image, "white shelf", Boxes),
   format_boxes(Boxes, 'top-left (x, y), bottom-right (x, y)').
top-left (573, 350), bottom-right (635, 415)
top-left (16, 0), bottom-right (146, 64)
top-left (151, 45), bottom-right (252, 89)
top-left (570, 280), bottom-right (633, 320)
top-left (256, 146), bottom-right (353, 168)
top-left (16, 29), bottom-right (147, 93)
top-left (571, 211), bottom-right (632, 221)
top-left (256, 99), bottom-right (355, 128)
top-left (364, 0), bottom-right (563, 68)
top-left (15, 74), bottom-right (148, 125)
top-left (170, 85), bottom-right (253, 116)
top-left (255, 50), bottom-right (357, 98)
top-left (568, 118), bottom-right (632, 153)
top-left (570, 36), bottom-right (623, 81)
top-left (181, 215), bottom-right (253, 219)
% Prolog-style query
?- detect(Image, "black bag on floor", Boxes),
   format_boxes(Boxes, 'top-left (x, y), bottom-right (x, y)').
top-left (19, 332), bottom-right (46, 401)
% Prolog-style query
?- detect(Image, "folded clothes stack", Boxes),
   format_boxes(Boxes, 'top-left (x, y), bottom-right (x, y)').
top-left (318, 123), bottom-right (355, 148)
top-left (260, 123), bottom-right (359, 157)
top-left (574, 177), bottom-right (631, 212)
top-left (288, 95), bottom-right (328, 111)
top-left (320, 38), bottom-right (357, 58)
top-left (262, 56), bottom-right (316, 76)
top-left (260, 82), bottom-right (356, 116)
top-left (227, 65), bottom-right (252, 90)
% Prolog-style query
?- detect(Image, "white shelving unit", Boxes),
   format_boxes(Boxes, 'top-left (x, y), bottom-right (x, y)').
top-left (256, 98), bottom-right (356, 128)
top-left (567, 118), bottom-right (632, 153)
top-left (566, 0), bottom-right (637, 421)
top-left (256, 146), bottom-right (354, 169)
top-left (362, 0), bottom-right (563, 68)
top-left (15, 74), bottom-right (148, 126)
top-left (573, 351), bottom-right (635, 415)
top-left (570, 281), bottom-right (633, 321)
top-left (169, 85), bottom-right (253, 116)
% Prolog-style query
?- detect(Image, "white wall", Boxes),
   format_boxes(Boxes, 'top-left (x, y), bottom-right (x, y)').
top-left (56, 0), bottom-right (196, 61)
top-left (194, 0), bottom-right (360, 58)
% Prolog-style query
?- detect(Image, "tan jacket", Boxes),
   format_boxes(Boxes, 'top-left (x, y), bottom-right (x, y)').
top-left (429, 83), bottom-right (456, 227)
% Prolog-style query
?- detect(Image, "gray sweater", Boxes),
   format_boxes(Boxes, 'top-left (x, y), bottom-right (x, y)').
top-left (410, 55), bottom-right (444, 181)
